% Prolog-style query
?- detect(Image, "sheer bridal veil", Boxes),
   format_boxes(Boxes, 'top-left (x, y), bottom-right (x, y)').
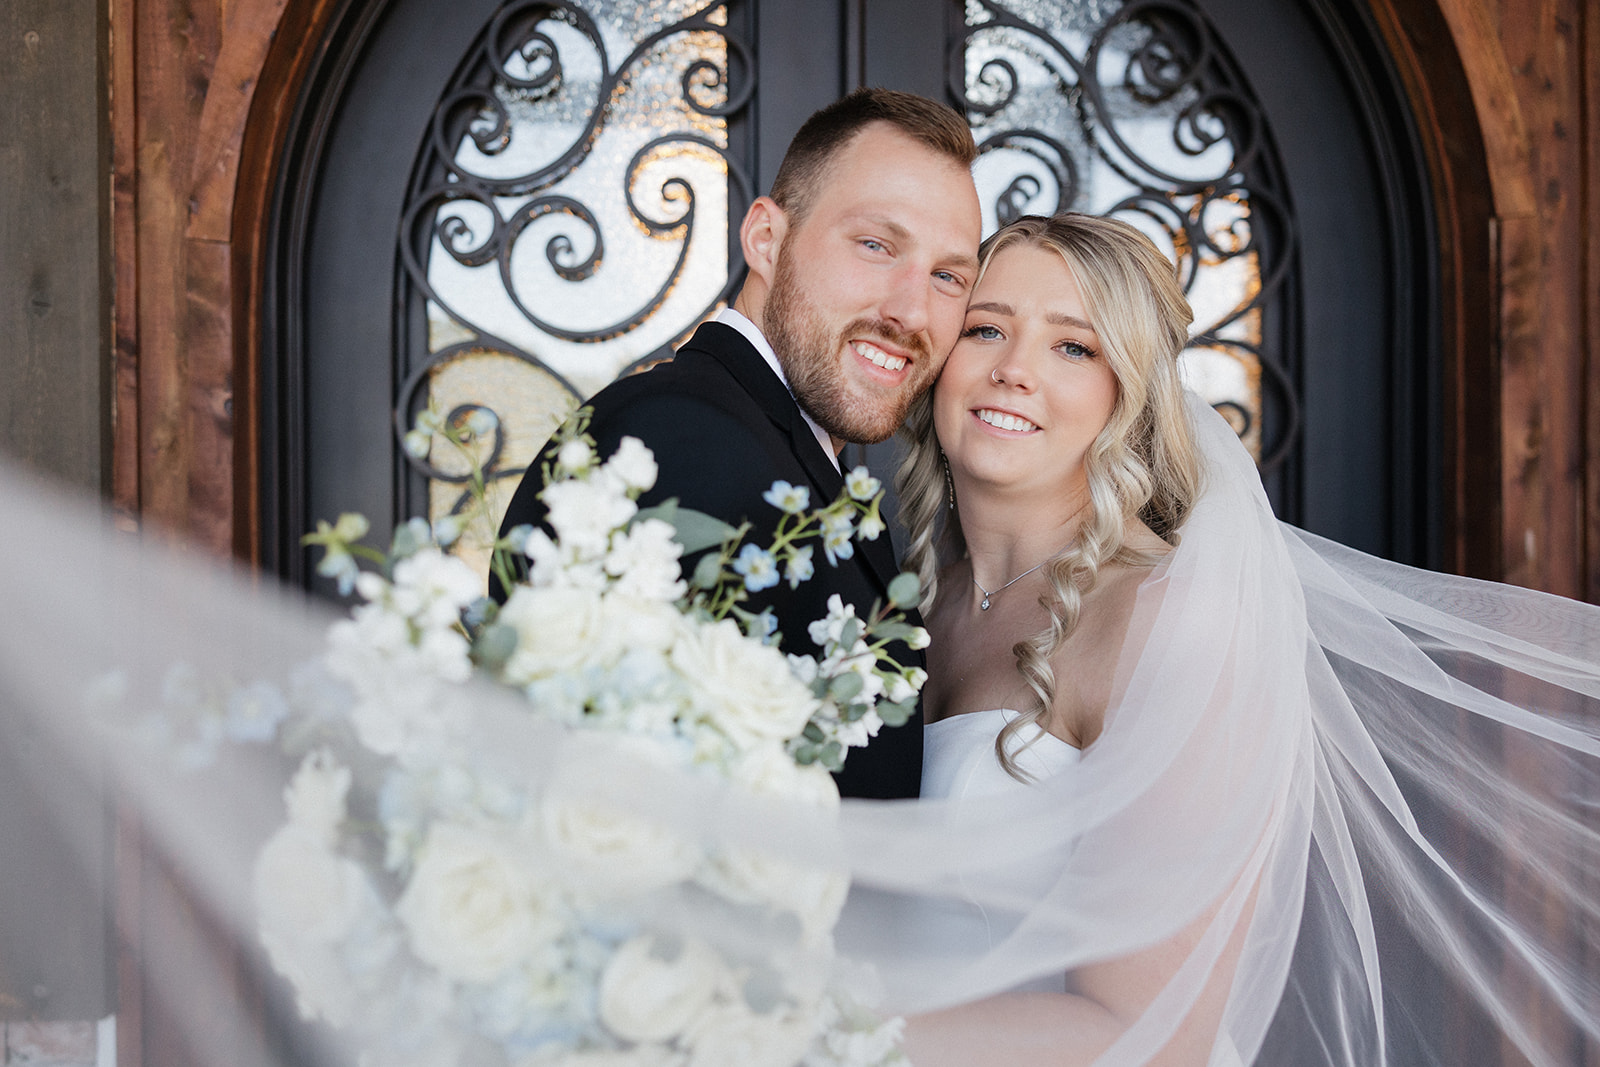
top-left (1, 393), bottom-right (1597, 1065)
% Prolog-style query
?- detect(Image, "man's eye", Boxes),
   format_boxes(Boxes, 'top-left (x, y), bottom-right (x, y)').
top-left (860, 238), bottom-right (886, 253)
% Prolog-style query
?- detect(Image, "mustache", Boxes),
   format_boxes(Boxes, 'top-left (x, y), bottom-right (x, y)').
top-left (842, 319), bottom-right (930, 362)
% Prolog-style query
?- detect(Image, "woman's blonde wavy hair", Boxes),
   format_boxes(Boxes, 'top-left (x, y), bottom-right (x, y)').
top-left (895, 213), bottom-right (1204, 777)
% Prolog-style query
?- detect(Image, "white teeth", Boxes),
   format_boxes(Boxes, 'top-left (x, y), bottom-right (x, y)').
top-left (854, 341), bottom-right (906, 372)
top-left (977, 408), bottom-right (1039, 433)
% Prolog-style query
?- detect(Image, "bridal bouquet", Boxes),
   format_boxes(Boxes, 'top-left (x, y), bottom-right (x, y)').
top-left (201, 409), bottom-right (919, 1066)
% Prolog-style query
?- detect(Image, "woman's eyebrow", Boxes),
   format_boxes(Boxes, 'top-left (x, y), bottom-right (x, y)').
top-left (1045, 311), bottom-right (1095, 331)
top-left (967, 301), bottom-right (1096, 333)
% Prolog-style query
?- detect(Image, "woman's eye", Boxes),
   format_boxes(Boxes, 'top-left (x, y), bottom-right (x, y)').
top-left (1058, 340), bottom-right (1097, 360)
top-left (860, 238), bottom-right (886, 253)
top-left (962, 324), bottom-right (1002, 341)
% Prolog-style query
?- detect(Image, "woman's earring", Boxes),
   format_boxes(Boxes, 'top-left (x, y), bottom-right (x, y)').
top-left (941, 450), bottom-right (955, 511)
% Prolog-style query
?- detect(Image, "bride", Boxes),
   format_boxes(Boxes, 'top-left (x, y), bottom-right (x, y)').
top-left (861, 213), bottom-right (1600, 1065)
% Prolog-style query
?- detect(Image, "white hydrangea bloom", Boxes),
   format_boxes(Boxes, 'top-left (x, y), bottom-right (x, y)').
top-left (544, 479), bottom-right (638, 560)
top-left (604, 518), bottom-right (686, 602)
top-left (602, 435), bottom-right (659, 493)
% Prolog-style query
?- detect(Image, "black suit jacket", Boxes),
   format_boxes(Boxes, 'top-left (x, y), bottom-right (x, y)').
top-left (495, 321), bottom-right (923, 799)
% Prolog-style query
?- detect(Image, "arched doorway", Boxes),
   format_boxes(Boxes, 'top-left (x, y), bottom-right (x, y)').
top-left (255, 0), bottom-right (1443, 590)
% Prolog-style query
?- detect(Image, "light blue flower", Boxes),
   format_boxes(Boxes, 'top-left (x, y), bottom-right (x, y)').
top-left (845, 466), bottom-right (881, 501)
top-left (463, 408), bottom-right (498, 438)
top-left (733, 542), bottom-right (781, 591)
top-left (762, 481), bottom-right (811, 514)
top-left (785, 544), bottom-right (816, 588)
top-left (821, 512), bottom-right (855, 565)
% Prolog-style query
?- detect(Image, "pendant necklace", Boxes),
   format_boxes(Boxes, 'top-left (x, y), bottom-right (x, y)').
top-left (972, 558), bottom-right (1050, 611)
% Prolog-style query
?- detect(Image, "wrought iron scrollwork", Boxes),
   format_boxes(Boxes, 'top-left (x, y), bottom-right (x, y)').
top-left (395, 0), bottom-right (753, 510)
top-left (955, 0), bottom-right (1300, 470)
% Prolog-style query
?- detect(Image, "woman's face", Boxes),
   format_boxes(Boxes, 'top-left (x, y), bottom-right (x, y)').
top-left (933, 242), bottom-right (1120, 502)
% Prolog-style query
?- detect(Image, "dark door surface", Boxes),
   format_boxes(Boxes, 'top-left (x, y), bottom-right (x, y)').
top-left (262, 0), bottom-right (1438, 589)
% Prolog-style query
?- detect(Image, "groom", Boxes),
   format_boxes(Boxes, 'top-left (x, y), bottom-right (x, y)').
top-left (496, 89), bottom-right (982, 798)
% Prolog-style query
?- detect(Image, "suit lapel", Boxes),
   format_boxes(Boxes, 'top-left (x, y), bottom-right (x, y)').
top-left (689, 321), bottom-right (901, 596)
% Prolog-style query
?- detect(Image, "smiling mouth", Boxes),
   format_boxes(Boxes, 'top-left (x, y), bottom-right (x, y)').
top-left (852, 340), bottom-right (907, 372)
top-left (975, 408), bottom-right (1040, 433)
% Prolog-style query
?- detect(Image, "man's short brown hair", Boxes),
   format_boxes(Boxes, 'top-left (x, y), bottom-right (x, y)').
top-left (768, 88), bottom-right (977, 227)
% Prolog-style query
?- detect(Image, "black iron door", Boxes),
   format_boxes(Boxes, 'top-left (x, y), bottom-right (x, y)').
top-left (261, 0), bottom-right (1438, 591)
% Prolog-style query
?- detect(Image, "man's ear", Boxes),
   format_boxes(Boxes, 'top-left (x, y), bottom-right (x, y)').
top-left (739, 196), bottom-right (787, 287)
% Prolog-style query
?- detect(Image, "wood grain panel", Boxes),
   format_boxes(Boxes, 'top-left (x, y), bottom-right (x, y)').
top-left (1496, 0), bottom-right (1585, 597)
top-left (1584, 0), bottom-right (1599, 612)
top-left (111, 0), bottom-right (141, 531)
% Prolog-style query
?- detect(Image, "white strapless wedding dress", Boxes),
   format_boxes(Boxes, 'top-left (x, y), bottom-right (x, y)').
top-left (920, 709), bottom-right (1081, 996)
top-left (921, 709), bottom-right (1248, 1067)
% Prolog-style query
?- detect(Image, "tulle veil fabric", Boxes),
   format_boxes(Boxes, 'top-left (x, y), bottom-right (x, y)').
top-left (1, 394), bottom-right (1597, 1065)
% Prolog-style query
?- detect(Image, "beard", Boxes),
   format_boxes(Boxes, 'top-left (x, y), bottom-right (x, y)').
top-left (763, 252), bottom-right (936, 445)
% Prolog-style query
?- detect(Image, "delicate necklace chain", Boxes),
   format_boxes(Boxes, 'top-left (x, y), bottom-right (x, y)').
top-left (972, 558), bottom-right (1050, 611)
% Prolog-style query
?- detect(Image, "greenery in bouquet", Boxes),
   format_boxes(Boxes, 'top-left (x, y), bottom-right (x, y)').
top-left (156, 403), bottom-right (926, 1066)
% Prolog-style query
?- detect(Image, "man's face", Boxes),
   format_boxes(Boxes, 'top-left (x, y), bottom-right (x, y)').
top-left (762, 123), bottom-right (982, 445)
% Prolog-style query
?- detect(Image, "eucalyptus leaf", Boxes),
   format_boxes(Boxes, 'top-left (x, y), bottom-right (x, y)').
top-left (462, 596), bottom-right (498, 629)
top-left (820, 741), bottom-right (844, 772)
top-left (879, 700), bottom-right (915, 727)
top-left (838, 618), bottom-right (861, 649)
top-left (829, 672), bottom-right (864, 702)
top-left (872, 621), bottom-right (915, 642)
top-left (802, 722), bottom-right (826, 744)
top-left (888, 573), bottom-right (922, 608)
top-left (638, 501), bottom-right (739, 555)
top-left (471, 623), bottom-right (519, 673)
top-left (691, 552), bottom-right (723, 590)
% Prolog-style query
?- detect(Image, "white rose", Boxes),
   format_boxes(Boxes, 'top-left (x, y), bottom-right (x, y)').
top-left (283, 748), bottom-right (351, 843)
top-left (500, 585), bottom-right (617, 685)
top-left (672, 620), bottom-right (819, 750)
top-left (686, 1003), bottom-right (814, 1067)
top-left (598, 934), bottom-right (724, 1044)
top-left (396, 822), bottom-right (568, 985)
top-left (540, 793), bottom-right (699, 899)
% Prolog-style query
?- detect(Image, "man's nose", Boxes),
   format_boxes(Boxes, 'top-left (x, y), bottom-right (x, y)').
top-left (876, 267), bottom-right (932, 338)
